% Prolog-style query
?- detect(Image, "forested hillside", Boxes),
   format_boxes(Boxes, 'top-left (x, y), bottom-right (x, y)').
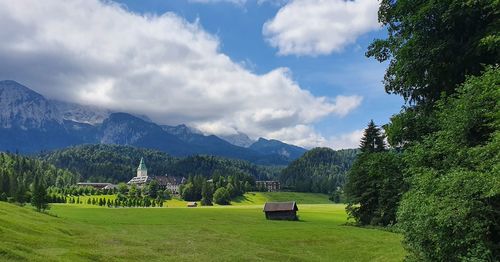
top-left (279, 148), bottom-right (358, 193)
top-left (0, 152), bottom-right (78, 203)
top-left (39, 144), bottom-right (281, 183)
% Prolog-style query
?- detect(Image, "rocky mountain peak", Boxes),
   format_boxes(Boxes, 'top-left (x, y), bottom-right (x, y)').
top-left (0, 80), bottom-right (61, 129)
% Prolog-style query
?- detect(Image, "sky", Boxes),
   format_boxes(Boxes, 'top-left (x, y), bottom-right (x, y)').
top-left (0, 0), bottom-right (403, 149)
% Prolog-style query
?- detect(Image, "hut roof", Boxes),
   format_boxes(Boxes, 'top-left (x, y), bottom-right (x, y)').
top-left (263, 201), bottom-right (298, 212)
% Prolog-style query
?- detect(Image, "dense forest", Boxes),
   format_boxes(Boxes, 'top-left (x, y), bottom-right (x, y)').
top-left (345, 0), bottom-right (499, 261)
top-left (0, 152), bottom-right (78, 208)
top-left (280, 148), bottom-right (358, 193)
top-left (39, 144), bottom-right (281, 183)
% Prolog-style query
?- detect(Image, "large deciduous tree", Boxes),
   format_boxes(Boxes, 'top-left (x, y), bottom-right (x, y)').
top-left (397, 67), bottom-right (500, 261)
top-left (368, 0), bottom-right (499, 105)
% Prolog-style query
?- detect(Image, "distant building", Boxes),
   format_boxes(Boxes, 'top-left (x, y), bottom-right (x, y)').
top-left (127, 157), bottom-right (151, 187)
top-left (263, 202), bottom-right (298, 220)
top-left (256, 180), bottom-right (280, 192)
top-left (77, 182), bottom-right (113, 189)
top-left (155, 175), bottom-right (186, 194)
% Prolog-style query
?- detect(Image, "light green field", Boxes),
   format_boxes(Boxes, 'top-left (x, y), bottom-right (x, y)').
top-left (0, 193), bottom-right (405, 261)
top-left (72, 194), bottom-right (117, 203)
top-left (232, 192), bottom-right (332, 205)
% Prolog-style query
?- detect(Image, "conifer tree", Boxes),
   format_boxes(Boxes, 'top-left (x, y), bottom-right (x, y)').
top-left (201, 181), bottom-right (213, 206)
top-left (31, 172), bottom-right (48, 212)
top-left (359, 120), bottom-right (386, 153)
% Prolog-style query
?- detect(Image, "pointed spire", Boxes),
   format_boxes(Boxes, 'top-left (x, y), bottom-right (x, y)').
top-left (138, 157), bottom-right (147, 171)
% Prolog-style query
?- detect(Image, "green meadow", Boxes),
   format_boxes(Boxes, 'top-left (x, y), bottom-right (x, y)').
top-left (0, 193), bottom-right (404, 261)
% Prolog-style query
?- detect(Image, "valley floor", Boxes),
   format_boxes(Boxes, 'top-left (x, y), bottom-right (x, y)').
top-left (0, 193), bottom-right (404, 261)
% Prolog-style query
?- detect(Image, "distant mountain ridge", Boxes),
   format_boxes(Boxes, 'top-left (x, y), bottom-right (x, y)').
top-left (249, 138), bottom-right (307, 160)
top-left (0, 80), bottom-right (307, 165)
top-left (219, 132), bottom-right (255, 148)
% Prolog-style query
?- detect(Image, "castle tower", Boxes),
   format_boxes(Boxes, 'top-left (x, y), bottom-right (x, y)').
top-left (137, 157), bottom-right (148, 177)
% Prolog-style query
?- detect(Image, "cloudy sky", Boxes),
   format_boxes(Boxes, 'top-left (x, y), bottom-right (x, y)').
top-left (0, 0), bottom-right (402, 149)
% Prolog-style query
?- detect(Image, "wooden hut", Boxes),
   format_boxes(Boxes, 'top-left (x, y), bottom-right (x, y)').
top-left (263, 202), bottom-right (298, 220)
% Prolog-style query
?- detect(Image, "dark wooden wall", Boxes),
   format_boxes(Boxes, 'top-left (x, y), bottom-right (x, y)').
top-left (265, 211), bottom-right (297, 221)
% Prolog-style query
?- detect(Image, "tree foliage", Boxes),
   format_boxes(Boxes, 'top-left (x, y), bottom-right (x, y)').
top-left (213, 187), bottom-right (230, 205)
top-left (359, 120), bottom-right (386, 153)
top-left (367, 0), bottom-right (499, 259)
top-left (367, 0), bottom-right (499, 105)
top-left (39, 144), bottom-right (280, 183)
top-left (0, 152), bottom-right (78, 207)
top-left (397, 67), bottom-right (500, 261)
top-left (345, 121), bottom-right (405, 226)
top-left (31, 172), bottom-right (49, 212)
top-left (200, 181), bottom-right (213, 206)
top-left (280, 148), bottom-right (358, 193)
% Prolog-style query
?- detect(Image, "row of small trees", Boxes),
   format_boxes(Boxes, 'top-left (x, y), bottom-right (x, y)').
top-left (48, 185), bottom-right (117, 196)
top-left (181, 173), bottom-right (254, 206)
top-left (91, 197), bottom-right (164, 208)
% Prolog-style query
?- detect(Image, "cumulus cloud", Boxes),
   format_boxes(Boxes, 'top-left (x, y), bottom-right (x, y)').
top-left (263, 0), bottom-right (381, 56)
top-left (327, 129), bottom-right (364, 150)
top-left (0, 0), bottom-right (362, 147)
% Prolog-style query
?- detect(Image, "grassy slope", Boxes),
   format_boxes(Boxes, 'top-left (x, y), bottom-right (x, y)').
top-left (0, 199), bottom-right (404, 261)
top-left (232, 192), bottom-right (332, 205)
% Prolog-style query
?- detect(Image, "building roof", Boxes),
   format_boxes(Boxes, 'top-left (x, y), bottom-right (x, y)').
top-left (137, 157), bottom-right (147, 171)
top-left (77, 182), bottom-right (112, 186)
top-left (128, 176), bottom-right (150, 184)
top-left (154, 176), bottom-right (185, 186)
top-left (263, 202), bottom-right (298, 212)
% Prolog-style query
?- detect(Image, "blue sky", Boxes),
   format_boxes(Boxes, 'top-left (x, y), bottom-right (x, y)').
top-left (115, 0), bottom-right (403, 144)
top-left (0, 0), bottom-right (404, 148)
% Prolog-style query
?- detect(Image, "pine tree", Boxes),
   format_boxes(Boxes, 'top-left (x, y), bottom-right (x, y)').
top-left (201, 181), bottom-right (213, 206)
top-left (31, 172), bottom-right (49, 212)
top-left (359, 120), bottom-right (386, 153)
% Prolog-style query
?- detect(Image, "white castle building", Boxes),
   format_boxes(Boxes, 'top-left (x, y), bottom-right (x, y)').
top-left (127, 157), bottom-right (151, 187)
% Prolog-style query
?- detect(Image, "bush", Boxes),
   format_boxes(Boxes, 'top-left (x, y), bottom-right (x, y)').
top-left (213, 187), bottom-right (230, 205)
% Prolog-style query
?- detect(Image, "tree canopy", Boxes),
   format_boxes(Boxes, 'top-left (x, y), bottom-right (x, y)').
top-left (280, 148), bottom-right (358, 193)
top-left (367, 0), bottom-right (499, 105)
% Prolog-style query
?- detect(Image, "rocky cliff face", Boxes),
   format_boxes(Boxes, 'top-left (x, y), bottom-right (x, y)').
top-left (52, 100), bottom-right (111, 125)
top-left (219, 132), bottom-right (255, 148)
top-left (0, 80), bottom-right (61, 129)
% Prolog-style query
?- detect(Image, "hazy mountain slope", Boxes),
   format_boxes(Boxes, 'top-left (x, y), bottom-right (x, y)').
top-left (249, 137), bottom-right (307, 160)
top-left (0, 80), bottom-right (315, 164)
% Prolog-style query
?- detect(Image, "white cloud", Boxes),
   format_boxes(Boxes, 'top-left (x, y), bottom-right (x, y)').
top-left (263, 0), bottom-right (381, 56)
top-left (267, 125), bottom-right (327, 148)
top-left (327, 129), bottom-right (364, 150)
top-left (0, 0), bottom-right (362, 147)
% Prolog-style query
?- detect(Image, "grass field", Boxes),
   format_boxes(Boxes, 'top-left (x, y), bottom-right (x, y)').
top-left (232, 192), bottom-right (332, 205)
top-left (69, 192), bottom-right (331, 207)
top-left (0, 193), bottom-right (405, 261)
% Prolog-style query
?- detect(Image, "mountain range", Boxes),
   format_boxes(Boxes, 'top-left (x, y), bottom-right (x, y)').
top-left (0, 80), bottom-right (307, 165)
